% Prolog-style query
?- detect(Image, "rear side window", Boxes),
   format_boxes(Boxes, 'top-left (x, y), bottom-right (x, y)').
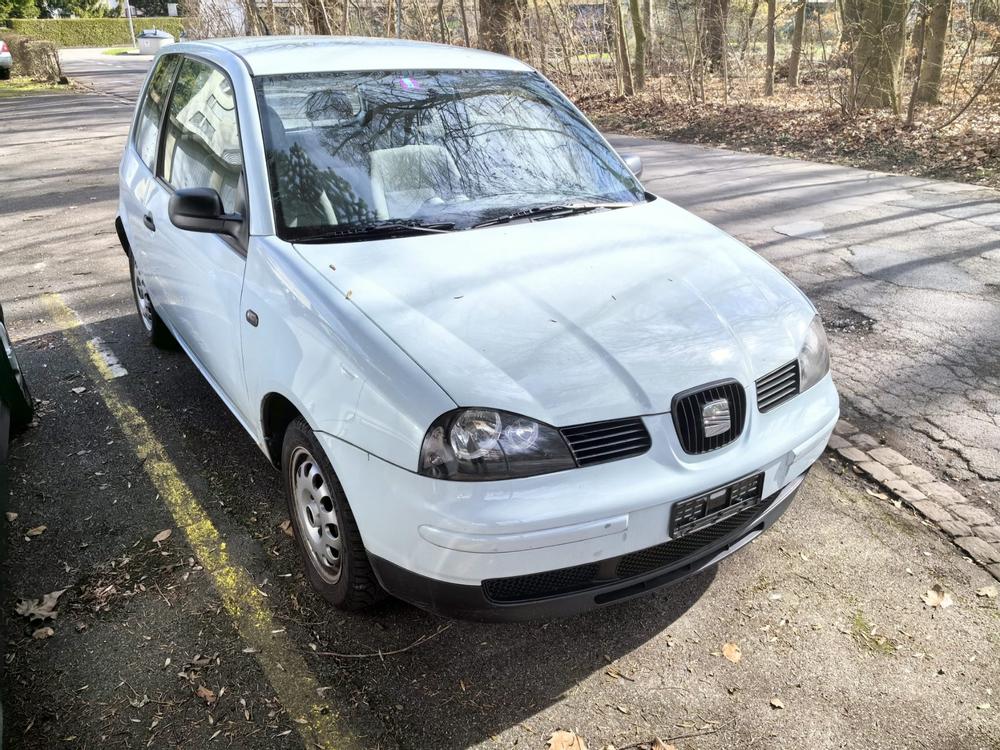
top-left (134, 55), bottom-right (179, 170)
top-left (160, 58), bottom-right (243, 214)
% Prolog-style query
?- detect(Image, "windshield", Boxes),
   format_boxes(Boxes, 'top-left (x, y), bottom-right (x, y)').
top-left (254, 69), bottom-right (645, 240)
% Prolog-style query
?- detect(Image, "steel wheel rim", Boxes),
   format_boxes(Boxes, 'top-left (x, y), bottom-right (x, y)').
top-left (289, 446), bottom-right (343, 584)
top-left (132, 264), bottom-right (154, 332)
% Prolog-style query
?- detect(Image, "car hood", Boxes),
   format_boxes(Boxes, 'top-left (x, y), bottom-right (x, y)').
top-left (294, 198), bottom-right (815, 426)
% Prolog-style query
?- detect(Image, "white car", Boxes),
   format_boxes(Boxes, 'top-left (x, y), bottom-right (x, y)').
top-left (117, 36), bottom-right (838, 620)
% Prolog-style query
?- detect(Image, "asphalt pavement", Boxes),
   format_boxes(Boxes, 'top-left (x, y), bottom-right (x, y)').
top-left (0, 49), bottom-right (997, 750)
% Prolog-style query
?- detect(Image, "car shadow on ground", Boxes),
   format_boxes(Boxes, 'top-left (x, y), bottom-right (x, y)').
top-left (4, 311), bottom-right (716, 748)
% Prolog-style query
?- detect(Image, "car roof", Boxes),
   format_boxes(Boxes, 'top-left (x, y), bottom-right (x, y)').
top-left (185, 36), bottom-right (533, 76)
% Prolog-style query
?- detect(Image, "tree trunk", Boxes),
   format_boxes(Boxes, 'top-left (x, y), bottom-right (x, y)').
top-left (616, 0), bottom-right (635, 95)
top-left (479, 0), bottom-right (528, 56)
top-left (702, 0), bottom-right (730, 72)
top-left (437, 0), bottom-right (447, 42)
top-left (854, 0), bottom-right (908, 111)
top-left (916, 0), bottom-right (951, 103)
top-left (906, 9), bottom-right (928, 126)
top-left (788, 0), bottom-right (806, 86)
top-left (628, 0), bottom-right (647, 89)
top-left (839, 0), bottom-right (863, 53)
top-left (764, 0), bottom-right (775, 95)
top-left (458, 0), bottom-right (471, 45)
top-left (342, 0), bottom-right (349, 33)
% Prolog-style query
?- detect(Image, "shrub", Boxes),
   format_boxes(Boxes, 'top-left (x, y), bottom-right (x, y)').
top-left (3, 33), bottom-right (63, 81)
top-left (3, 17), bottom-right (190, 47)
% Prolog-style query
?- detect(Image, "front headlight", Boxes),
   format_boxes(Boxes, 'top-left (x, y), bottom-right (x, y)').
top-left (419, 408), bottom-right (576, 481)
top-left (798, 315), bottom-right (830, 392)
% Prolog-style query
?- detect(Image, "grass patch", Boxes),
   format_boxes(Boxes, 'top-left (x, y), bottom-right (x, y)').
top-left (851, 610), bottom-right (897, 656)
top-left (0, 76), bottom-right (70, 98)
top-left (102, 47), bottom-right (138, 56)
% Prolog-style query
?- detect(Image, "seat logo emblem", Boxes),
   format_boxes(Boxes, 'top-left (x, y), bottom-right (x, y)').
top-left (702, 398), bottom-right (731, 438)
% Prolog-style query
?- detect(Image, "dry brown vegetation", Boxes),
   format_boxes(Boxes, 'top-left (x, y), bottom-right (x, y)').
top-left (186, 0), bottom-right (1000, 185)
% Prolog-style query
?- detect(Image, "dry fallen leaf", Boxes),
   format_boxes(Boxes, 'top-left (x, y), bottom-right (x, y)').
top-left (32, 626), bottom-right (54, 640)
top-left (5, 512), bottom-right (18, 523)
top-left (922, 583), bottom-right (954, 609)
top-left (152, 529), bottom-right (172, 544)
top-left (651, 740), bottom-right (678, 750)
top-left (26, 525), bottom-right (47, 537)
top-left (547, 730), bottom-right (588, 750)
top-left (196, 685), bottom-right (217, 705)
top-left (770, 697), bottom-right (785, 710)
top-left (975, 585), bottom-right (997, 599)
top-left (278, 519), bottom-right (294, 538)
top-left (71, 387), bottom-right (86, 395)
top-left (722, 642), bottom-right (742, 663)
top-left (16, 589), bottom-right (67, 621)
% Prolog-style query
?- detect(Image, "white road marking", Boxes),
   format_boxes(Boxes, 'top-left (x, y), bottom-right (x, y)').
top-left (88, 336), bottom-right (128, 378)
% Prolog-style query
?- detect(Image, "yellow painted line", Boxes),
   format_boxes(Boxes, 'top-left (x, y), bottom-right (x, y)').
top-left (43, 294), bottom-right (359, 750)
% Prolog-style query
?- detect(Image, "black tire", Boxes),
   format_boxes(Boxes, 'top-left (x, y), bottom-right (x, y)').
top-left (281, 416), bottom-right (385, 610)
top-left (0, 401), bottom-right (10, 465)
top-left (0, 67), bottom-right (10, 81)
top-left (128, 254), bottom-right (175, 348)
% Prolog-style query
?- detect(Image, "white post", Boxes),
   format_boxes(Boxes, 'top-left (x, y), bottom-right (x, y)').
top-left (125, 0), bottom-right (137, 48)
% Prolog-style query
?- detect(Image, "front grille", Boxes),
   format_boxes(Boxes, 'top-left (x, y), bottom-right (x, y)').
top-left (482, 491), bottom-right (774, 604)
top-left (561, 417), bottom-right (651, 467)
top-left (483, 562), bottom-right (600, 602)
top-left (755, 360), bottom-right (800, 412)
top-left (616, 502), bottom-right (765, 579)
top-left (671, 380), bottom-right (747, 454)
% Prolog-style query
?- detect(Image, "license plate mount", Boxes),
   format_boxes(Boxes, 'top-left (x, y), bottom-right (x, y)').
top-left (669, 473), bottom-right (765, 538)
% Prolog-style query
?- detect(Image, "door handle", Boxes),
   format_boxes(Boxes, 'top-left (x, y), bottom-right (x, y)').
top-left (143, 213), bottom-right (156, 232)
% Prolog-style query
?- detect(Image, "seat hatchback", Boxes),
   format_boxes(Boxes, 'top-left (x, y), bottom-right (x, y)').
top-left (117, 36), bottom-right (838, 621)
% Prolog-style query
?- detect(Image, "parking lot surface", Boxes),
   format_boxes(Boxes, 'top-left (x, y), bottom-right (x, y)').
top-left (0, 51), bottom-right (998, 749)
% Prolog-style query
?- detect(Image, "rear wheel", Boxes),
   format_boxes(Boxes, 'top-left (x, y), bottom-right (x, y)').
top-left (281, 417), bottom-right (384, 610)
top-left (129, 255), bottom-right (175, 348)
top-left (0, 68), bottom-right (10, 81)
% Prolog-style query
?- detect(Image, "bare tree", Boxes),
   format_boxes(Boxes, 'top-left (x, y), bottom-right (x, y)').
top-left (916, 0), bottom-right (951, 103)
top-left (628, 0), bottom-right (648, 90)
top-left (479, 0), bottom-right (528, 55)
top-left (854, 0), bottom-right (908, 111)
top-left (702, 0), bottom-right (730, 72)
top-left (764, 0), bottom-right (775, 95)
top-left (788, 0), bottom-right (806, 86)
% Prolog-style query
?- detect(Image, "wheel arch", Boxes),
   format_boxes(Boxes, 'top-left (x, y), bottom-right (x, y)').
top-left (260, 391), bottom-right (307, 468)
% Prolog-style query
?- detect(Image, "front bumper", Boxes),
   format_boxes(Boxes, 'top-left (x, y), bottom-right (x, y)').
top-left (369, 471), bottom-right (806, 621)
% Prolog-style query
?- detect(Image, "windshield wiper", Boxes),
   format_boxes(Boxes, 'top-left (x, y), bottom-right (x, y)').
top-left (293, 219), bottom-right (456, 244)
top-left (471, 202), bottom-right (632, 230)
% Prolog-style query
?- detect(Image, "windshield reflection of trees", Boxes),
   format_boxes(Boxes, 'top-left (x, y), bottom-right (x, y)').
top-left (261, 71), bottom-right (641, 237)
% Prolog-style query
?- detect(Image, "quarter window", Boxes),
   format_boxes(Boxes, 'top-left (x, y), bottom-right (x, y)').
top-left (160, 58), bottom-right (243, 214)
top-left (133, 55), bottom-right (179, 170)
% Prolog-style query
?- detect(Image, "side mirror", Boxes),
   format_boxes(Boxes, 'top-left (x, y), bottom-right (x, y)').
top-left (168, 187), bottom-right (243, 237)
top-left (621, 153), bottom-right (643, 179)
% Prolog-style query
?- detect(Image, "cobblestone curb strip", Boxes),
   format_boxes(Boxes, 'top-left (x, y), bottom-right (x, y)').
top-left (828, 420), bottom-right (1000, 582)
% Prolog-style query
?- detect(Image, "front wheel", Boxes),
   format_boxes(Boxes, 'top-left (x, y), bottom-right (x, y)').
top-left (281, 417), bottom-right (385, 610)
top-left (128, 255), bottom-right (175, 348)
top-left (0, 68), bottom-right (10, 81)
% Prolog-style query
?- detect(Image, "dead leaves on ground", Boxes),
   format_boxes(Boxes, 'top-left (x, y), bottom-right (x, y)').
top-left (152, 528), bottom-right (172, 544)
top-left (975, 585), bottom-right (997, 599)
top-left (547, 733), bottom-right (679, 750)
top-left (547, 730), bottom-right (587, 750)
top-left (922, 583), bottom-right (955, 609)
top-left (15, 589), bottom-right (67, 622)
top-left (721, 642), bottom-right (742, 663)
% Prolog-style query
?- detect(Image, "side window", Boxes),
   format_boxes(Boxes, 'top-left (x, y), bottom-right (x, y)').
top-left (160, 58), bottom-right (244, 214)
top-left (134, 55), bottom-right (179, 170)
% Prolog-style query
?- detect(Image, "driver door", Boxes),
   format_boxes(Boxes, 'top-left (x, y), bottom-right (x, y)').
top-left (150, 55), bottom-right (252, 424)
